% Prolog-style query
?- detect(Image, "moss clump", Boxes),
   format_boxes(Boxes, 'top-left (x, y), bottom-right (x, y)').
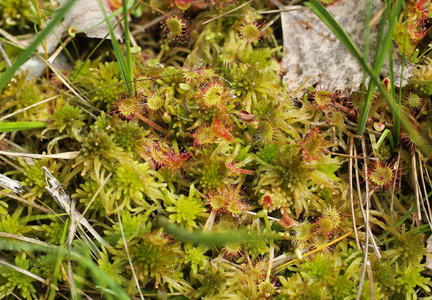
top-left (0, 0), bottom-right (431, 298)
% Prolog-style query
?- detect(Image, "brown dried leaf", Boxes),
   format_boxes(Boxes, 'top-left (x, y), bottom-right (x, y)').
top-left (21, 0), bottom-right (123, 79)
top-left (42, 0), bottom-right (123, 53)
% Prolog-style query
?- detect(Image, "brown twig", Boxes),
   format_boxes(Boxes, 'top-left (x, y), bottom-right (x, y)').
top-left (273, 227), bottom-right (363, 271)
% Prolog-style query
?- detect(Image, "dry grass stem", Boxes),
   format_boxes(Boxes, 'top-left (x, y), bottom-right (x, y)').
top-left (116, 206), bottom-right (145, 300)
top-left (349, 136), bottom-right (360, 248)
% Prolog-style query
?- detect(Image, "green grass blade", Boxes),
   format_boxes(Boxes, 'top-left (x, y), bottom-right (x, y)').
top-left (48, 219), bottom-right (69, 300)
top-left (388, 44), bottom-right (398, 139)
top-left (359, 6), bottom-right (387, 138)
top-left (72, 1), bottom-right (140, 81)
top-left (98, 0), bottom-right (132, 94)
top-left (358, 0), bottom-right (403, 139)
top-left (0, 0), bottom-right (77, 92)
top-left (0, 237), bottom-right (130, 299)
top-left (375, 128), bottom-right (394, 150)
top-left (386, 1), bottom-right (397, 140)
top-left (159, 217), bottom-right (273, 246)
top-left (396, 2), bottom-right (408, 143)
top-left (123, 0), bottom-right (133, 92)
top-left (0, 122), bottom-right (47, 132)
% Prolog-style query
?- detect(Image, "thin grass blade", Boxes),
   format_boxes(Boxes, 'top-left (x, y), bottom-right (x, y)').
top-left (159, 217), bottom-right (274, 246)
top-left (97, 0), bottom-right (132, 94)
top-left (123, 0), bottom-right (133, 92)
top-left (0, 121), bottom-right (47, 132)
top-left (358, 0), bottom-right (403, 139)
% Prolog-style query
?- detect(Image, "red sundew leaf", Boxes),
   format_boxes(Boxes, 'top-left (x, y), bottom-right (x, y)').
top-left (211, 118), bottom-right (234, 142)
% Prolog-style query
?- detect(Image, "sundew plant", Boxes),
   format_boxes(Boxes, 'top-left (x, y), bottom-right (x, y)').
top-left (0, 0), bottom-right (432, 299)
